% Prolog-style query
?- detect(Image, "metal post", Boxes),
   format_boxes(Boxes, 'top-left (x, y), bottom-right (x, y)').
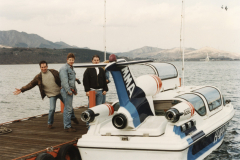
top-left (180, 0), bottom-right (185, 87)
top-left (104, 0), bottom-right (106, 61)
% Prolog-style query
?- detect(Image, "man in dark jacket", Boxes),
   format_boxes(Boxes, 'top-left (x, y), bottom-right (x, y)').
top-left (13, 60), bottom-right (78, 129)
top-left (83, 55), bottom-right (108, 105)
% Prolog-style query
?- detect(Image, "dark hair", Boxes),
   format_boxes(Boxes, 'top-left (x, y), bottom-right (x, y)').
top-left (39, 60), bottom-right (48, 67)
top-left (67, 53), bottom-right (75, 59)
top-left (92, 55), bottom-right (100, 61)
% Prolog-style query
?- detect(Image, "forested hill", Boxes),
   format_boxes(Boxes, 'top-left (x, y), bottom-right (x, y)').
top-left (0, 30), bottom-right (78, 49)
top-left (0, 48), bottom-right (111, 64)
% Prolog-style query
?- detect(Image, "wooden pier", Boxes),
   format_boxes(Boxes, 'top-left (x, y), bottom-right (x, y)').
top-left (0, 107), bottom-right (88, 160)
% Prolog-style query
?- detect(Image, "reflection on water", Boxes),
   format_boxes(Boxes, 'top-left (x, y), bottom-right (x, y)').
top-left (0, 61), bottom-right (240, 159)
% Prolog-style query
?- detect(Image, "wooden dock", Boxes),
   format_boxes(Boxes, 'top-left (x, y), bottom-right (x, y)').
top-left (0, 107), bottom-right (88, 160)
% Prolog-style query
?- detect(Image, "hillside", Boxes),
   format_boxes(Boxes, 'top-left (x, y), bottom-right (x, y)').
top-left (0, 48), bottom-right (110, 64)
top-left (116, 46), bottom-right (240, 61)
top-left (185, 47), bottom-right (240, 60)
top-left (116, 46), bottom-right (164, 58)
top-left (0, 30), bottom-right (78, 49)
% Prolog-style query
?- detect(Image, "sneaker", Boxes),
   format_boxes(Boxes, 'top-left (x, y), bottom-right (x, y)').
top-left (71, 118), bottom-right (79, 124)
top-left (47, 124), bottom-right (54, 129)
top-left (64, 127), bottom-right (76, 132)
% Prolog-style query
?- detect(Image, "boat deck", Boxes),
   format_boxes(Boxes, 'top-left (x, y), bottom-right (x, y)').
top-left (0, 107), bottom-right (88, 160)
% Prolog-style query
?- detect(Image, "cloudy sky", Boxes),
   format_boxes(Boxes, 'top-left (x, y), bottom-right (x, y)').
top-left (0, 0), bottom-right (239, 53)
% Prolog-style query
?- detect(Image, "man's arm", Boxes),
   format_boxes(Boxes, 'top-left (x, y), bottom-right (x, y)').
top-left (59, 67), bottom-right (72, 94)
top-left (83, 69), bottom-right (91, 93)
top-left (105, 70), bottom-right (110, 83)
top-left (14, 75), bottom-right (38, 95)
top-left (73, 73), bottom-right (78, 94)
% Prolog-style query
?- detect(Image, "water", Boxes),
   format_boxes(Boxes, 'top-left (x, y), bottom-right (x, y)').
top-left (0, 61), bottom-right (240, 159)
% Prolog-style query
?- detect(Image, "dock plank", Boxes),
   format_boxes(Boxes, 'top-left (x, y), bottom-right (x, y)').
top-left (0, 107), bottom-right (88, 160)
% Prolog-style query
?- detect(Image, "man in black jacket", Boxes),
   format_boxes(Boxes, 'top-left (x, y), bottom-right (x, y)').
top-left (83, 55), bottom-right (108, 105)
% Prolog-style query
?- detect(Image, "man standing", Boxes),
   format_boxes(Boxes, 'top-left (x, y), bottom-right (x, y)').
top-left (83, 55), bottom-right (108, 105)
top-left (13, 61), bottom-right (78, 129)
top-left (102, 54), bottom-right (117, 103)
top-left (59, 53), bottom-right (79, 132)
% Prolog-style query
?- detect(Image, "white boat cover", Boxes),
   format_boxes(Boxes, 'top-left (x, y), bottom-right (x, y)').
top-left (100, 116), bottom-right (168, 136)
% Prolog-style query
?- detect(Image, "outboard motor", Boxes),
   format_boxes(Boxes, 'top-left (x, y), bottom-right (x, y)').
top-left (165, 102), bottom-right (195, 123)
top-left (81, 104), bottom-right (114, 123)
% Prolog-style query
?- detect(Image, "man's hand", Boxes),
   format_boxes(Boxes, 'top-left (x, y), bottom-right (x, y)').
top-left (67, 91), bottom-right (73, 96)
top-left (71, 89), bottom-right (77, 95)
top-left (106, 80), bottom-right (109, 83)
top-left (86, 92), bottom-right (89, 96)
top-left (102, 91), bottom-right (107, 95)
top-left (13, 88), bottom-right (21, 95)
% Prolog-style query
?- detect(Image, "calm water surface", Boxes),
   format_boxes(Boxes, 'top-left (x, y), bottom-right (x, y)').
top-left (0, 61), bottom-right (239, 159)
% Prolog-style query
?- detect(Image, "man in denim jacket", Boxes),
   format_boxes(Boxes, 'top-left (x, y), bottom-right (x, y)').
top-left (59, 53), bottom-right (79, 132)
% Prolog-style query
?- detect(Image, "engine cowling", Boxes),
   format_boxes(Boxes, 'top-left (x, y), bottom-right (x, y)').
top-left (165, 102), bottom-right (195, 123)
top-left (111, 75), bottom-right (162, 130)
top-left (135, 75), bottom-right (162, 96)
top-left (81, 104), bottom-right (114, 123)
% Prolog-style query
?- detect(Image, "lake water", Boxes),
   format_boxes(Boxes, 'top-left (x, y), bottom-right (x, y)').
top-left (0, 61), bottom-right (240, 159)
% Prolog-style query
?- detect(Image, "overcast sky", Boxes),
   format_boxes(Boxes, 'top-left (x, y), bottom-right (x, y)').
top-left (0, 0), bottom-right (239, 53)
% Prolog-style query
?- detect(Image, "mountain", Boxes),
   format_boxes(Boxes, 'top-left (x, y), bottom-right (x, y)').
top-left (0, 30), bottom-right (79, 49)
top-left (185, 47), bottom-right (240, 60)
top-left (116, 46), bottom-right (240, 61)
top-left (116, 46), bottom-right (164, 58)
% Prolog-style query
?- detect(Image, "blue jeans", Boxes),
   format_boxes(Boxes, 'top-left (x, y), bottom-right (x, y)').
top-left (61, 88), bottom-right (76, 129)
top-left (48, 94), bottom-right (64, 125)
top-left (102, 94), bottom-right (106, 104)
top-left (88, 90), bottom-right (104, 107)
top-left (95, 90), bottom-right (104, 106)
top-left (86, 90), bottom-right (103, 127)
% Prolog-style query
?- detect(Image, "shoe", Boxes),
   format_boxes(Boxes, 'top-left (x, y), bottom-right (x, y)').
top-left (64, 127), bottom-right (76, 132)
top-left (71, 118), bottom-right (79, 124)
top-left (47, 124), bottom-right (54, 129)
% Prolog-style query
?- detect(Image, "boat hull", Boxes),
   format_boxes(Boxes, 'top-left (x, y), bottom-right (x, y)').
top-left (79, 148), bottom-right (188, 160)
top-left (78, 118), bottom-right (230, 160)
top-left (78, 139), bottom-right (224, 160)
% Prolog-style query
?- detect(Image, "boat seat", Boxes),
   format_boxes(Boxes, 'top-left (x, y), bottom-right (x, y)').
top-left (153, 100), bottom-right (181, 116)
top-left (100, 116), bottom-right (168, 136)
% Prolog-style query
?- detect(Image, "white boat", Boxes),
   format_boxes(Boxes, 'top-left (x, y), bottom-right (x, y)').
top-left (200, 53), bottom-right (210, 61)
top-left (75, 59), bottom-right (235, 160)
top-left (206, 53), bottom-right (210, 61)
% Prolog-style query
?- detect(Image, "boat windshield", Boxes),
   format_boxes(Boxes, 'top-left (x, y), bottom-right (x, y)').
top-left (177, 93), bottom-right (206, 116)
top-left (193, 87), bottom-right (222, 111)
top-left (148, 63), bottom-right (178, 80)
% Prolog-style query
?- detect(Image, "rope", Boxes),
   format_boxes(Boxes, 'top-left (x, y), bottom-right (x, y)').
top-left (0, 126), bottom-right (12, 135)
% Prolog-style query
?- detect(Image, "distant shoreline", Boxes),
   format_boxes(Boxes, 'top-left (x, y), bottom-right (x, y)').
top-left (1, 47), bottom-right (239, 65)
top-left (0, 47), bottom-right (110, 65)
top-left (1, 60), bottom-right (240, 65)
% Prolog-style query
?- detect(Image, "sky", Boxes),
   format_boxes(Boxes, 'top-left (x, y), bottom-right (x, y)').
top-left (0, 0), bottom-right (239, 53)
